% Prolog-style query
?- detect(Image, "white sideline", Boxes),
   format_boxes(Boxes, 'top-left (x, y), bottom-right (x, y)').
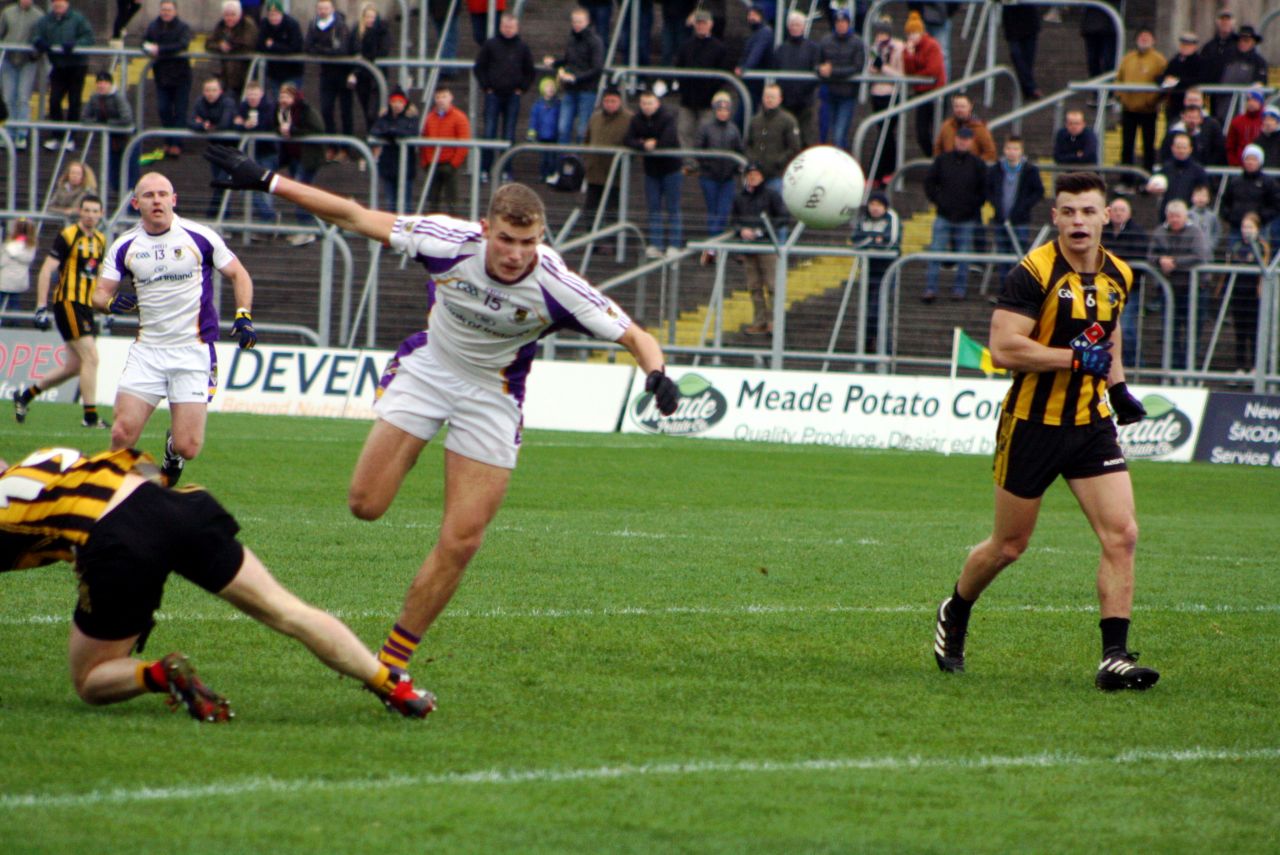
top-left (3, 601), bottom-right (1279, 627)
top-left (2, 747), bottom-right (1277, 810)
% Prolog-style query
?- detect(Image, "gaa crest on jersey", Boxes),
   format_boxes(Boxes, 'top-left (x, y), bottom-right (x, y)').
top-left (173, 247), bottom-right (183, 260)
top-left (513, 307), bottom-right (529, 323)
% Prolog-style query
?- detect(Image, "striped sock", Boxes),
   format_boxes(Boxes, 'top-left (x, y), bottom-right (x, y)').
top-left (83, 404), bottom-right (99, 424)
top-left (138, 659), bottom-right (167, 692)
top-left (19, 384), bottom-right (39, 404)
top-left (378, 623), bottom-right (420, 675)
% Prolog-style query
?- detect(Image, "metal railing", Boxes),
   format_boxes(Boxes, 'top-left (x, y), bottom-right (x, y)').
top-left (852, 65), bottom-right (1022, 193)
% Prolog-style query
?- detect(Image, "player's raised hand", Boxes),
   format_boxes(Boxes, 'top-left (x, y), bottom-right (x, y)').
top-left (1107, 382), bottom-right (1147, 425)
top-left (205, 145), bottom-right (276, 193)
top-left (108, 293), bottom-right (138, 314)
top-left (232, 309), bottom-right (257, 349)
top-left (1070, 341), bottom-right (1112, 378)
top-left (645, 369), bottom-right (679, 415)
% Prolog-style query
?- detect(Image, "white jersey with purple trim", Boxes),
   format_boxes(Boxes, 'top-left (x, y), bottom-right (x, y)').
top-left (100, 215), bottom-right (236, 347)
top-left (388, 214), bottom-right (632, 399)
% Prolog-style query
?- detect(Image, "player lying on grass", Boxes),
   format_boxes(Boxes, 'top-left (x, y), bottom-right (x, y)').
top-left (0, 447), bottom-right (434, 721)
top-left (203, 144), bottom-right (680, 693)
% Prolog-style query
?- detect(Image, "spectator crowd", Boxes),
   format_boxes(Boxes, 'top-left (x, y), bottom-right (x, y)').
top-left (0, 1), bottom-right (1273, 364)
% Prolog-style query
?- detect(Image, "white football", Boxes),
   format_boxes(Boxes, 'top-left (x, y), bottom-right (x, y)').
top-left (1146, 173), bottom-right (1168, 194)
top-left (781, 146), bottom-right (866, 229)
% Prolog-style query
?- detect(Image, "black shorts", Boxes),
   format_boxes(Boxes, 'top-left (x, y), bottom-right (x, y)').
top-left (72, 482), bottom-right (244, 642)
top-left (993, 412), bottom-right (1128, 499)
top-left (53, 299), bottom-right (98, 341)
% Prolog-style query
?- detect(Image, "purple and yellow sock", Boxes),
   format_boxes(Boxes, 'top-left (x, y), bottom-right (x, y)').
top-left (378, 623), bottom-right (420, 675)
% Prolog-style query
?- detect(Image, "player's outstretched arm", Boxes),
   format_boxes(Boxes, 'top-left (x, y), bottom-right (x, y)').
top-left (618, 325), bottom-right (680, 415)
top-left (204, 145), bottom-right (398, 244)
top-left (617, 324), bottom-right (666, 376)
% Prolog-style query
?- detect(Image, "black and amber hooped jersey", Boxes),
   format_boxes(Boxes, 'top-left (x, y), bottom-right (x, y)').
top-left (995, 240), bottom-right (1133, 426)
top-left (49, 224), bottom-right (107, 305)
top-left (0, 448), bottom-right (155, 571)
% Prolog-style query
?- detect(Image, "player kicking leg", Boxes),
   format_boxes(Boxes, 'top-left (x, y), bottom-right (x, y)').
top-left (202, 144), bottom-right (680, 690)
top-left (3, 448), bottom-right (434, 720)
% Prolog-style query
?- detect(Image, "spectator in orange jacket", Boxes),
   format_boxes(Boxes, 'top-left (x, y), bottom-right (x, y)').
top-left (902, 11), bottom-right (945, 158)
top-left (419, 86), bottom-right (471, 215)
top-left (933, 93), bottom-right (998, 163)
top-left (1226, 88), bottom-right (1266, 166)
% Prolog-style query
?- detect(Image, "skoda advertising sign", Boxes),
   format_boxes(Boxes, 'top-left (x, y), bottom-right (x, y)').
top-left (1193, 393), bottom-right (1280, 467)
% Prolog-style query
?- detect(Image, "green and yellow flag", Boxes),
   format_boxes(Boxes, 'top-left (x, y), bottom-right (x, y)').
top-left (952, 328), bottom-right (1006, 377)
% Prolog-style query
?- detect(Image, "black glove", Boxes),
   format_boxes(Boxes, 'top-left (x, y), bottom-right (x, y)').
top-left (1070, 341), bottom-right (1112, 379)
top-left (32, 37), bottom-right (49, 54)
top-left (33, 306), bottom-right (50, 331)
top-left (1108, 382), bottom-right (1147, 425)
top-left (645, 369), bottom-right (679, 416)
top-left (61, 41), bottom-right (75, 54)
top-left (108, 293), bottom-right (138, 314)
top-left (205, 144), bottom-right (276, 192)
top-left (232, 309), bottom-right (257, 349)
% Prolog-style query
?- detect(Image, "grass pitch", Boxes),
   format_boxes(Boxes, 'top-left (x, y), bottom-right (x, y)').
top-left (1, 413), bottom-right (1278, 853)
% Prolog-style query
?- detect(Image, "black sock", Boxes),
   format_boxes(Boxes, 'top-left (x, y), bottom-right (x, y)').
top-left (1100, 617), bottom-right (1130, 657)
top-left (19, 384), bottom-right (39, 404)
top-left (83, 405), bottom-right (98, 424)
top-left (948, 584), bottom-right (974, 623)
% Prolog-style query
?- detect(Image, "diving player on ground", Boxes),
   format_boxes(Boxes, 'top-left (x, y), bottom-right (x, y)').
top-left (203, 144), bottom-right (680, 694)
top-left (0, 447), bottom-right (434, 720)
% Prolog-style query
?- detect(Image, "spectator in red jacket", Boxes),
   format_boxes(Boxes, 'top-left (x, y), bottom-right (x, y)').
top-left (902, 11), bottom-right (945, 158)
top-left (1226, 88), bottom-right (1266, 166)
top-left (467, 0), bottom-right (505, 46)
top-left (419, 86), bottom-right (472, 216)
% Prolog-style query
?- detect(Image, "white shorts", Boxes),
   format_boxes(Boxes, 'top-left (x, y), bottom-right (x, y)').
top-left (375, 346), bottom-right (523, 469)
top-left (117, 342), bottom-right (217, 407)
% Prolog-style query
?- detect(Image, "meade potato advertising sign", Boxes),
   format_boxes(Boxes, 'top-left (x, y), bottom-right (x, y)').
top-left (625, 368), bottom-right (1011, 455)
top-left (624, 368), bottom-right (1206, 462)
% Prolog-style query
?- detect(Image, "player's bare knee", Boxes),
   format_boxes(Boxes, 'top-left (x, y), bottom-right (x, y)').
top-left (72, 671), bottom-right (105, 705)
top-left (110, 423), bottom-right (138, 450)
top-left (997, 537), bottom-right (1030, 566)
top-left (347, 489), bottom-right (387, 521)
top-left (173, 436), bottom-right (202, 460)
top-left (440, 528), bottom-right (485, 563)
top-left (1106, 519), bottom-right (1139, 557)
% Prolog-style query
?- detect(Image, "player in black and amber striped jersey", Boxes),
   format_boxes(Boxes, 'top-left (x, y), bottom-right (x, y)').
top-left (12, 195), bottom-right (110, 429)
top-left (0, 447), bottom-right (435, 721)
top-left (931, 172), bottom-right (1161, 692)
top-left (998, 237), bottom-right (1132, 426)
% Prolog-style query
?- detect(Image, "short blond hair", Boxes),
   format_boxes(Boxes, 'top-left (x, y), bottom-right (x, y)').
top-left (489, 183), bottom-right (546, 228)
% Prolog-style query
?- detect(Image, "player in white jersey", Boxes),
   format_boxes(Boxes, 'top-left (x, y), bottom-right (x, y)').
top-left (205, 144), bottom-right (680, 689)
top-left (93, 173), bottom-right (258, 486)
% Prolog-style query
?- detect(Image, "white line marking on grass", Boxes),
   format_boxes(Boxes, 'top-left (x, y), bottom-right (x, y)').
top-left (4, 602), bottom-right (1280, 627)
top-left (3, 746), bottom-right (1277, 810)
